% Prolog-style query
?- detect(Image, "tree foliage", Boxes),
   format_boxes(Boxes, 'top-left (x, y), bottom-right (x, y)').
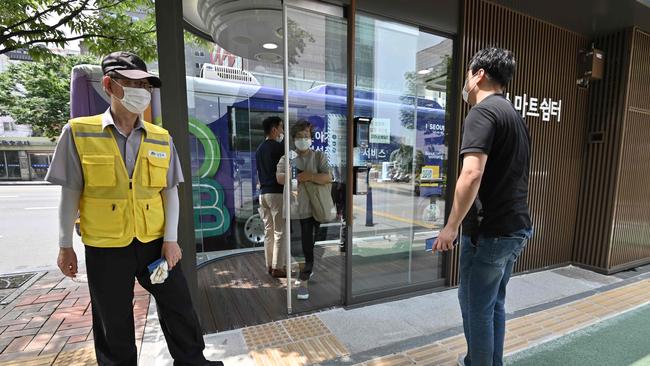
top-left (0, 0), bottom-right (157, 61)
top-left (0, 55), bottom-right (99, 138)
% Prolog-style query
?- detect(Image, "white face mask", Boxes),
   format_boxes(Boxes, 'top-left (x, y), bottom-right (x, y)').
top-left (462, 79), bottom-right (470, 104)
top-left (462, 73), bottom-right (478, 104)
top-left (275, 133), bottom-right (284, 143)
top-left (118, 86), bottom-right (151, 114)
top-left (294, 138), bottom-right (311, 151)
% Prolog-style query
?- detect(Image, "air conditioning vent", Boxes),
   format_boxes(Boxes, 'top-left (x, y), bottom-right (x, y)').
top-left (201, 64), bottom-right (260, 85)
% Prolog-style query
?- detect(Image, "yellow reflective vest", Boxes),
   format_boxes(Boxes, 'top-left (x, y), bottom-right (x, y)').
top-left (70, 115), bottom-right (170, 247)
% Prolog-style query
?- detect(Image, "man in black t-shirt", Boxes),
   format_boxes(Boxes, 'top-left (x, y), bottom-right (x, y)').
top-left (256, 116), bottom-right (286, 277)
top-left (433, 48), bottom-right (532, 366)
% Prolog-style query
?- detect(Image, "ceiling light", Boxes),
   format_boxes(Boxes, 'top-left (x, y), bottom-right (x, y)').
top-left (263, 43), bottom-right (278, 50)
top-left (417, 69), bottom-right (431, 75)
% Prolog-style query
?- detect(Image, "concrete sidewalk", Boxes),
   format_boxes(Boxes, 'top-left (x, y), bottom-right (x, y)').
top-left (1, 264), bottom-right (648, 365)
top-left (140, 264), bottom-right (650, 366)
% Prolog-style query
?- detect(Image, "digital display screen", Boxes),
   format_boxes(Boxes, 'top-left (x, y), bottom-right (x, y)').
top-left (356, 123), bottom-right (369, 147)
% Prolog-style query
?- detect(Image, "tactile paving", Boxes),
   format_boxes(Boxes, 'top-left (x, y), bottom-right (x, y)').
top-left (242, 322), bottom-right (293, 350)
top-left (244, 314), bottom-right (350, 365)
top-left (52, 345), bottom-right (96, 366)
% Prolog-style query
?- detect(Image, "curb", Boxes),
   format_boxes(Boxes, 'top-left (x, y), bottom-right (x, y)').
top-left (0, 181), bottom-right (52, 186)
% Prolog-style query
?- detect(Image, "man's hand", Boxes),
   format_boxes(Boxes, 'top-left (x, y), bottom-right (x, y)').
top-left (297, 171), bottom-right (312, 183)
top-left (58, 247), bottom-right (78, 278)
top-left (162, 241), bottom-right (182, 269)
top-left (433, 225), bottom-right (459, 252)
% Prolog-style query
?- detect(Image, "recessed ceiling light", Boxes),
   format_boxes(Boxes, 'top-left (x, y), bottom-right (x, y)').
top-left (263, 43), bottom-right (278, 50)
top-left (255, 52), bottom-right (282, 63)
top-left (417, 69), bottom-right (431, 75)
top-left (233, 36), bottom-right (252, 44)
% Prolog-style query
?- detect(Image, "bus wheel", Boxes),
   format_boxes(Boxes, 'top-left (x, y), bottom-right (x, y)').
top-left (239, 213), bottom-right (265, 247)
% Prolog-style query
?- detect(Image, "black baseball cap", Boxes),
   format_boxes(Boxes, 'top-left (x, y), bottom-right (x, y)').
top-left (101, 51), bottom-right (162, 88)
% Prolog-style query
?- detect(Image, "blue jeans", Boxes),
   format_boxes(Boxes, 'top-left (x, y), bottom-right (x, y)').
top-left (458, 227), bottom-right (532, 366)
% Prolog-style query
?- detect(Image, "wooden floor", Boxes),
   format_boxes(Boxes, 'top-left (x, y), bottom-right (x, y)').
top-left (197, 246), bottom-right (444, 333)
top-left (197, 246), bottom-right (345, 333)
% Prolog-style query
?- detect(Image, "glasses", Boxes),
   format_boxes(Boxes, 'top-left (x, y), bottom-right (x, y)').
top-left (111, 78), bottom-right (154, 93)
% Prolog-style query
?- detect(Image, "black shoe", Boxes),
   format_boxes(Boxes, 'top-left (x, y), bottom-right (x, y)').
top-left (271, 268), bottom-right (287, 278)
top-left (205, 361), bottom-right (224, 366)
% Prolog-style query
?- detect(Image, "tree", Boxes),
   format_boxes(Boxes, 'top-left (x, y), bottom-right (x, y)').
top-left (287, 18), bottom-right (315, 66)
top-left (1, 0), bottom-right (157, 61)
top-left (0, 55), bottom-right (99, 138)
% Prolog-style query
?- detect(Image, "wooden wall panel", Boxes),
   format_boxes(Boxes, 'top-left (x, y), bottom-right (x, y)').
top-left (447, 0), bottom-right (590, 285)
top-left (627, 29), bottom-right (650, 112)
top-left (572, 29), bottom-right (632, 271)
top-left (610, 29), bottom-right (650, 270)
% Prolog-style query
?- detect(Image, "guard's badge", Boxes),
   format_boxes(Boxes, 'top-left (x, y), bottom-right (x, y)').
top-left (149, 150), bottom-right (167, 159)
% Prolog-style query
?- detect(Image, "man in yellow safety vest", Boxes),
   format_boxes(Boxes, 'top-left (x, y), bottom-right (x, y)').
top-left (46, 51), bottom-right (222, 366)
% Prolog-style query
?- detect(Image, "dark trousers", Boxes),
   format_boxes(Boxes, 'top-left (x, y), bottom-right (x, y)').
top-left (298, 217), bottom-right (320, 280)
top-left (85, 238), bottom-right (207, 366)
top-left (331, 182), bottom-right (347, 247)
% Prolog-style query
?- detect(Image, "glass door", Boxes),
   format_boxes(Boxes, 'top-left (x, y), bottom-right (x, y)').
top-left (350, 14), bottom-right (453, 301)
top-left (282, 0), bottom-right (347, 314)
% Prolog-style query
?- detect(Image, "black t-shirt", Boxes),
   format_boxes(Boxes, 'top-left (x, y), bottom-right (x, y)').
top-left (460, 93), bottom-right (532, 236)
top-left (255, 139), bottom-right (284, 194)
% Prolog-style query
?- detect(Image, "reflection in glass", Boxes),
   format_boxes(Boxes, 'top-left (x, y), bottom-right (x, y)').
top-left (283, 6), bottom-right (347, 314)
top-left (186, 0), bottom-right (347, 330)
top-left (351, 14), bottom-right (452, 297)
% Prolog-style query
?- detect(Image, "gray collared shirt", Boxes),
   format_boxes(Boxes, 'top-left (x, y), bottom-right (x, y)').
top-left (46, 108), bottom-right (184, 191)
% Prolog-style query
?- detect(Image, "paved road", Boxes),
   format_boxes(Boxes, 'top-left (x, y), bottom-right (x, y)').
top-left (0, 183), bottom-right (442, 274)
top-left (0, 185), bottom-right (85, 274)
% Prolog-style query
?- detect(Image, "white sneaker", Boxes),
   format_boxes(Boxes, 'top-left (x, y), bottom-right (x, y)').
top-left (294, 272), bottom-right (314, 286)
top-left (457, 354), bottom-right (466, 366)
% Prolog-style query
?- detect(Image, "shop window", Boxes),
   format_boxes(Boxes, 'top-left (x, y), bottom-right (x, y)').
top-left (29, 153), bottom-right (50, 181)
top-left (5, 151), bottom-right (21, 179)
top-left (0, 152), bottom-right (7, 179)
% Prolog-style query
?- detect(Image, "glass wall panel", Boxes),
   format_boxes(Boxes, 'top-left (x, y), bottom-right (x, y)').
top-left (284, 4), bottom-right (347, 313)
top-left (351, 14), bottom-right (452, 297)
top-left (187, 0), bottom-right (346, 329)
top-left (186, 1), bottom-right (291, 332)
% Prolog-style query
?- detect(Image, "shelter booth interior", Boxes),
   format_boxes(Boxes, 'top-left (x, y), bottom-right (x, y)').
top-left (179, 0), bottom-right (456, 332)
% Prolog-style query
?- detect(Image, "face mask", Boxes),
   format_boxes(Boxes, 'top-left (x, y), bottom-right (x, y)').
top-left (462, 73), bottom-right (478, 104)
top-left (275, 133), bottom-right (284, 143)
top-left (462, 78), bottom-right (470, 104)
top-left (294, 138), bottom-right (311, 151)
top-left (118, 86), bottom-right (151, 114)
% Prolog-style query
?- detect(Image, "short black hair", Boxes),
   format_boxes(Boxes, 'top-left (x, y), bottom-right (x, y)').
top-left (290, 119), bottom-right (313, 139)
top-left (468, 47), bottom-right (516, 87)
top-left (262, 116), bottom-right (283, 136)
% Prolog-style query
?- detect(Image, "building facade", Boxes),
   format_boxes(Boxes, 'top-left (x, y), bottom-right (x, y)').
top-left (0, 137), bottom-right (56, 181)
top-left (104, 0), bottom-right (650, 333)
